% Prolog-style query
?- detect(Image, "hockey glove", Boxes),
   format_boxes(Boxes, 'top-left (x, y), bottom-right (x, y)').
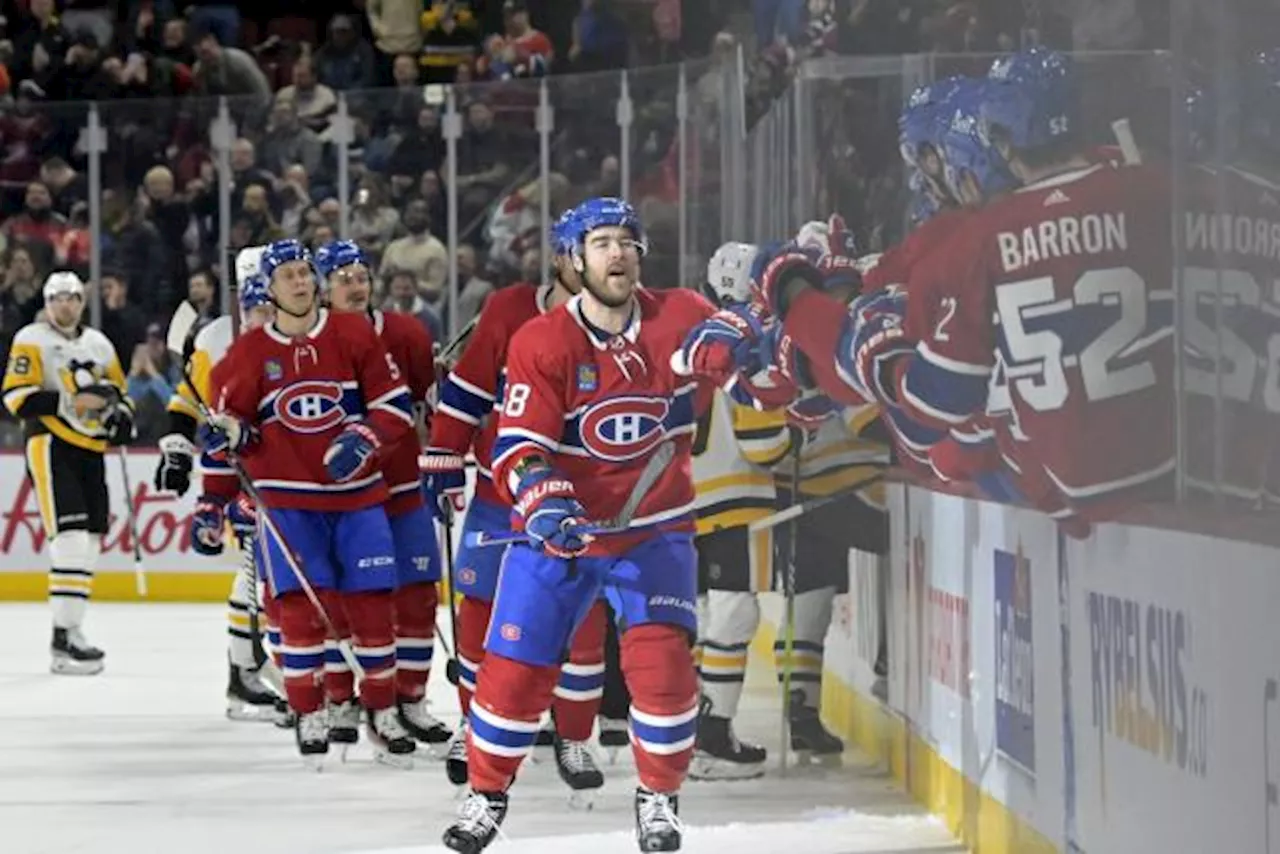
top-left (844, 288), bottom-right (914, 404)
top-left (794, 213), bottom-right (862, 292)
top-left (154, 434), bottom-right (195, 495)
top-left (225, 493), bottom-right (257, 550)
top-left (323, 423), bottom-right (382, 484)
top-left (199, 412), bottom-right (257, 459)
top-left (102, 404), bottom-right (135, 447)
top-left (748, 240), bottom-right (825, 320)
top-left (670, 303), bottom-right (770, 387)
top-left (784, 390), bottom-right (841, 432)
top-left (419, 448), bottom-right (467, 521)
top-left (724, 321), bottom-right (803, 411)
top-left (512, 468), bottom-right (592, 558)
top-left (190, 495), bottom-right (228, 557)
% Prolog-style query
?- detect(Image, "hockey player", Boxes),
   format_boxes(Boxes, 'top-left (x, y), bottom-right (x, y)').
top-left (2, 271), bottom-right (135, 674)
top-left (441, 197), bottom-right (716, 853)
top-left (315, 239), bottom-right (451, 749)
top-left (196, 238), bottom-right (418, 767)
top-left (157, 246), bottom-right (284, 720)
top-left (423, 208), bottom-right (609, 795)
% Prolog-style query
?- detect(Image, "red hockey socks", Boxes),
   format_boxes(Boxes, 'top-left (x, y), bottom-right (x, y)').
top-left (343, 590), bottom-right (398, 711)
top-left (321, 589), bottom-right (355, 704)
top-left (393, 581), bottom-right (438, 701)
top-left (553, 600), bottom-right (607, 741)
top-left (277, 591), bottom-right (327, 714)
top-left (455, 596), bottom-right (492, 716)
top-left (622, 624), bottom-right (700, 793)
top-left (467, 651), bottom-right (559, 792)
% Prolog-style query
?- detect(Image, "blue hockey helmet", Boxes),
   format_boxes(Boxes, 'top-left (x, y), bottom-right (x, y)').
top-left (906, 169), bottom-right (942, 227)
top-left (899, 76), bottom-right (979, 169)
top-left (550, 207), bottom-right (580, 257)
top-left (238, 272), bottom-right (270, 312)
top-left (987, 45), bottom-right (1073, 92)
top-left (314, 239), bottom-right (368, 282)
top-left (941, 108), bottom-right (1017, 200)
top-left (565, 196), bottom-right (648, 257)
top-left (260, 239), bottom-right (314, 283)
top-left (983, 48), bottom-right (1077, 150)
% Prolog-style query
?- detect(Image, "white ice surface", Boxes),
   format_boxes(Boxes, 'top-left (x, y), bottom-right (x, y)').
top-left (0, 604), bottom-right (964, 854)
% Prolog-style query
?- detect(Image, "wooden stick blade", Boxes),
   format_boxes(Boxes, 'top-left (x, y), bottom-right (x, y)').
top-left (165, 301), bottom-right (201, 358)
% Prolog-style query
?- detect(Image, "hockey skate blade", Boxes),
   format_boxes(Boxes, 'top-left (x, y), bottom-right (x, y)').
top-left (373, 747), bottom-right (415, 770)
top-left (50, 657), bottom-right (104, 676)
top-left (688, 755), bottom-right (766, 781)
top-left (567, 790), bottom-right (597, 811)
top-left (302, 754), bottom-right (326, 773)
top-left (226, 700), bottom-right (284, 723)
top-left (790, 748), bottom-right (843, 769)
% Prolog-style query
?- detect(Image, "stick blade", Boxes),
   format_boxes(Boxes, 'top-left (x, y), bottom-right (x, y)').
top-left (166, 301), bottom-right (201, 358)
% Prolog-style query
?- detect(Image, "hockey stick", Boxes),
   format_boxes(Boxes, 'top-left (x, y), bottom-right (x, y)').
top-left (779, 444), bottom-right (801, 776)
top-left (434, 312), bottom-right (480, 371)
top-left (117, 445), bottom-right (146, 596)
top-left (1111, 118), bottom-right (1142, 165)
top-left (747, 469), bottom-right (886, 534)
top-left (464, 440), bottom-right (677, 549)
top-left (165, 301), bottom-right (365, 679)
top-left (440, 505), bottom-right (461, 686)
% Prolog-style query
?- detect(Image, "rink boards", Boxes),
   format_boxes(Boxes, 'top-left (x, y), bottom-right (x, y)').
top-left (817, 484), bottom-right (1280, 854)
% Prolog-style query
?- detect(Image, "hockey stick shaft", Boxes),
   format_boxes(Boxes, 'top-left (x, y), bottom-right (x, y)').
top-left (779, 445), bottom-right (801, 776)
top-left (465, 441), bottom-right (675, 549)
top-left (440, 504), bottom-right (461, 685)
top-left (747, 470), bottom-right (885, 534)
top-left (117, 446), bottom-right (146, 596)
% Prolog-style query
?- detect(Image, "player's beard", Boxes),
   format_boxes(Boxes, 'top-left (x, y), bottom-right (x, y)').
top-left (582, 264), bottom-right (635, 309)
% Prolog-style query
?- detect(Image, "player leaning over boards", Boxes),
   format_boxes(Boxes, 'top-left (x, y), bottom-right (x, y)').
top-left (156, 246), bottom-right (287, 722)
top-left (422, 209), bottom-right (609, 799)
top-left (200, 238), bottom-right (418, 769)
top-left (316, 238), bottom-right (453, 751)
top-left (441, 198), bottom-right (717, 854)
top-left (2, 271), bottom-right (135, 675)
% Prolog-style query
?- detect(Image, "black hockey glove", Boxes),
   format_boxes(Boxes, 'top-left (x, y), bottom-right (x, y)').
top-left (154, 434), bottom-right (195, 495)
top-left (103, 405), bottom-right (135, 447)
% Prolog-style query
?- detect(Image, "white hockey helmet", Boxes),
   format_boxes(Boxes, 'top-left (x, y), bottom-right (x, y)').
top-left (705, 241), bottom-right (760, 305)
top-left (43, 271), bottom-right (85, 303)
top-left (235, 245), bottom-right (268, 287)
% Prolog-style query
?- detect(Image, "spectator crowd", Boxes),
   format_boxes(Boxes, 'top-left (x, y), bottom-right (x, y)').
top-left (0, 0), bottom-right (1178, 444)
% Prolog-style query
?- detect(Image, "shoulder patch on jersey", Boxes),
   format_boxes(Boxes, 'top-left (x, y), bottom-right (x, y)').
top-left (579, 395), bottom-right (669, 462)
top-left (576, 364), bottom-right (598, 392)
top-left (273, 380), bottom-right (348, 433)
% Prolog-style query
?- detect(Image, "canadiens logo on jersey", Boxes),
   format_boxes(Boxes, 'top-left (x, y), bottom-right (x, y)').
top-left (578, 395), bottom-right (670, 462)
top-left (269, 380), bottom-right (357, 433)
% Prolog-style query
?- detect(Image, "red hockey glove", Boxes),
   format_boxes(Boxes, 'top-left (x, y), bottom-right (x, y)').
top-left (671, 304), bottom-right (770, 387)
top-left (420, 448), bottom-right (468, 521)
top-left (844, 288), bottom-right (914, 405)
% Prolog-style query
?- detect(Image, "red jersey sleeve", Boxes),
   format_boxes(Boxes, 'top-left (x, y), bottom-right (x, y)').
top-left (202, 339), bottom-right (261, 501)
top-left (429, 304), bottom-right (506, 456)
top-left (402, 317), bottom-right (436, 407)
top-left (349, 319), bottom-right (415, 446)
top-left (490, 322), bottom-right (568, 503)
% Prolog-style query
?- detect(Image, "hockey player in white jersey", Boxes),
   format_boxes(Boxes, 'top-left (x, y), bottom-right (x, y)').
top-left (154, 246), bottom-right (282, 719)
top-left (2, 271), bottom-right (136, 674)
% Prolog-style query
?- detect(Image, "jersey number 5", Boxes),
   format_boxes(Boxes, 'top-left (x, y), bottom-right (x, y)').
top-left (503, 383), bottom-right (531, 418)
top-left (995, 267), bottom-right (1161, 413)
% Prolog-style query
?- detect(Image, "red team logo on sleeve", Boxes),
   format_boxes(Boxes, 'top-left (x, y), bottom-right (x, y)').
top-left (273, 380), bottom-right (350, 433)
top-left (579, 396), bottom-right (670, 462)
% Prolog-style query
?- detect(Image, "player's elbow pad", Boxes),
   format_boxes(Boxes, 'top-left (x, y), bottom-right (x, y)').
top-left (12, 390), bottom-right (62, 419)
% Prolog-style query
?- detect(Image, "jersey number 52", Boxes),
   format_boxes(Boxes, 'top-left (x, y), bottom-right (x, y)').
top-left (994, 267), bottom-right (1166, 413)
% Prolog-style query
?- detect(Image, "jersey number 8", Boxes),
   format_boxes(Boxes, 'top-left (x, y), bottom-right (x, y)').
top-left (503, 382), bottom-right (531, 418)
top-left (995, 266), bottom-right (1163, 413)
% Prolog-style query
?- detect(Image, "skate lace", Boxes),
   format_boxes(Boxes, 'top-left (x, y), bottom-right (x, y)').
top-left (373, 708), bottom-right (411, 741)
top-left (403, 696), bottom-right (443, 727)
top-left (457, 792), bottom-right (508, 842)
top-left (559, 739), bottom-right (596, 773)
top-left (330, 700), bottom-right (361, 728)
top-left (638, 791), bottom-right (683, 835)
top-left (447, 726), bottom-right (469, 761)
top-left (298, 711), bottom-right (328, 742)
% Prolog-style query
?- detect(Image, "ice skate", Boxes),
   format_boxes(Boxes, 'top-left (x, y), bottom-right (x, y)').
top-left (689, 713), bottom-right (766, 781)
top-left (788, 690), bottom-right (843, 765)
top-left (397, 695), bottom-right (452, 752)
top-left (225, 661), bottom-right (280, 722)
top-left (50, 627), bottom-right (104, 676)
top-left (535, 716), bottom-right (554, 747)
top-left (273, 696), bottom-right (296, 729)
top-left (553, 733), bottom-right (604, 809)
top-left (327, 698), bottom-right (360, 760)
top-left (442, 789), bottom-right (508, 853)
top-left (367, 706), bottom-right (416, 769)
top-left (295, 709), bottom-right (330, 771)
top-left (598, 716), bottom-right (628, 764)
top-left (445, 718), bottom-right (469, 785)
top-left (634, 787), bottom-right (682, 852)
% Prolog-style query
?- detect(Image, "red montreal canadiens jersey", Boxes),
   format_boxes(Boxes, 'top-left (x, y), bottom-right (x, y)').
top-left (430, 283), bottom-right (550, 507)
top-left (492, 287), bottom-right (716, 555)
top-left (898, 162), bottom-right (1174, 517)
top-left (374, 310), bottom-right (435, 516)
top-left (208, 309), bottom-right (415, 511)
top-left (860, 206), bottom-right (969, 293)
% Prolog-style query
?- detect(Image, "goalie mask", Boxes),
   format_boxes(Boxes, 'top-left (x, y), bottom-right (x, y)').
top-left (704, 241), bottom-right (759, 305)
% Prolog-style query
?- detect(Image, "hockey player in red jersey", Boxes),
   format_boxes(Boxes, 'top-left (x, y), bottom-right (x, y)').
top-left (440, 198), bottom-right (716, 853)
top-left (198, 238), bottom-right (419, 768)
top-left (422, 210), bottom-right (610, 797)
top-left (315, 239), bottom-right (452, 750)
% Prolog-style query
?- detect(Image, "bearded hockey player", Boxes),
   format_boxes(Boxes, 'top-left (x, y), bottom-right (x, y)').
top-left (316, 239), bottom-right (452, 750)
top-left (158, 246), bottom-right (284, 720)
top-left (423, 209), bottom-right (609, 796)
top-left (198, 238), bottom-right (417, 768)
top-left (2, 271), bottom-right (135, 674)
top-left (440, 197), bottom-right (716, 853)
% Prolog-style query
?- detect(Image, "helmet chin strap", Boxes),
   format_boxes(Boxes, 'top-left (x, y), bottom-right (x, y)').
top-left (269, 288), bottom-right (318, 320)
